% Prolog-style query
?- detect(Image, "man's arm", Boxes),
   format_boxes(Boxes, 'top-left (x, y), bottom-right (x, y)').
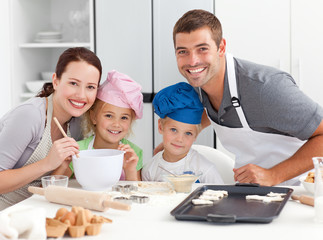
top-left (201, 110), bottom-right (211, 129)
top-left (234, 120), bottom-right (323, 186)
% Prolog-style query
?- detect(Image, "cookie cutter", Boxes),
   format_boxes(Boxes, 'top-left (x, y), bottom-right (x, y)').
top-left (112, 184), bottom-right (138, 193)
top-left (129, 195), bottom-right (149, 204)
top-left (113, 195), bottom-right (149, 204)
top-left (113, 196), bottom-right (133, 205)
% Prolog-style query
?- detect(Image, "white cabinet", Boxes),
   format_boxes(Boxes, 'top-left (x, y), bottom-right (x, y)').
top-left (9, 0), bottom-right (94, 108)
top-left (214, 0), bottom-right (291, 158)
top-left (215, 0), bottom-right (323, 104)
top-left (291, 0), bottom-right (323, 105)
top-left (0, 0), bottom-right (11, 117)
top-left (215, 0), bottom-right (290, 72)
top-left (214, 0), bottom-right (323, 158)
top-left (95, 0), bottom-right (216, 164)
top-left (95, 0), bottom-right (152, 92)
top-left (153, 0), bottom-right (214, 92)
top-left (153, 0), bottom-right (215, 150)
top-left (95, 0), bottom-right (153, 164)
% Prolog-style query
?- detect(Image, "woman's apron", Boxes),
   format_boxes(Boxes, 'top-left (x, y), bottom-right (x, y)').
top-left (204, 53), bottom-right (306, 186)
top-left (0, 95), bottom-right (71, 209)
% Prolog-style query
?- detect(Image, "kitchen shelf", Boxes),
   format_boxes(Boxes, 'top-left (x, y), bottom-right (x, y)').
top-left (19, 42), bottom-right (92, 48)
top-left (9, 0), bottom-right (95, 107)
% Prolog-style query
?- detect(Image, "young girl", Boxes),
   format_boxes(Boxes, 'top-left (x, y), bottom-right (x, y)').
top-left (69, 70), bottom-right (143, 180)
top-left (142, 82), bottom-right (223, 184)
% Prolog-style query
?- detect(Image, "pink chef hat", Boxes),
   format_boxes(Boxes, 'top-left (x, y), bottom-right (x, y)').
top-left (97, 70), bottom-right (143, 119)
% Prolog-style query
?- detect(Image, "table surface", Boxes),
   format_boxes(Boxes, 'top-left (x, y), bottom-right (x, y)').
top-left (4, 180), bottom-right (321, 240)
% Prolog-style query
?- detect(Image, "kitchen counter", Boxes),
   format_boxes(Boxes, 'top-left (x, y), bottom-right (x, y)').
top-left (2, 181), bottom-right (321, 240)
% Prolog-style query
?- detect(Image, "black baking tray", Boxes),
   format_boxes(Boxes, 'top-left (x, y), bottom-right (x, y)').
top-left (170, 184), bottom-right (293, 223)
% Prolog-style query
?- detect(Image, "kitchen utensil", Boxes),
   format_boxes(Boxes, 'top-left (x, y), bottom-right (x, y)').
top-left (113, 195), bottom-right (149, 204)
top-left (35, 31), bottom-right (63, 43)
top-left (28, 185), bottom-right (130, 212)
top-left (53, 117), bottom-right (79, 158)
top-left (170, 184), bottom-right (293, 223)
top-left (299, 175), bottom-right (314, 194)
top-left (40, 71), bottom-right (53, 80)
top-left (291, 194), bottom-right (314, 207)
top-left (25, 81), bottom-right (48, 93)
top-left (41, 175), bottom-right (68, 188)
top-left (113, 197), bottom-right (133, 205)
top-left (112, 184), bottom-right (138, 193)
top-left (158, 165), bottom-right (178, 177)
top-left (165, 174), bottom-right (199, 193)
top-left (72, 149), bottom-right (124, 191)
top-left (129, 195), bottom-right (149, 204)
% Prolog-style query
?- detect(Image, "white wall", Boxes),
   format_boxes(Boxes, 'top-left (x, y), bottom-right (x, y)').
top-left (0, 0), bottom-right (12, 117)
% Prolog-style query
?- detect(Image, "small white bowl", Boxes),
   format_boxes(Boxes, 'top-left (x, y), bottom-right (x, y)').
top-left (41, 175), bottom-right (68, 188)
top-left (40, 71), bottom-right (54, 80)
top-left (165, 173), bottom-right (200, 193)
top-left (25, 81), bottom-right (47, 93)
top-left (300, 175), bottom-right (314, 195)
top-left (72, 149), bottom-right (124, 191)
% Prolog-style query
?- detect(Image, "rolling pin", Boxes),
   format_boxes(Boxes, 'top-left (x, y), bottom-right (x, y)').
top-left (291, 194), bottom-right (314, 207)
top-left (28, 185), bottom-right (131, 212)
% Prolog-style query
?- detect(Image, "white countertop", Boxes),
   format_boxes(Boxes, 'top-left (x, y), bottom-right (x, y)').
top-left (3, 181), bottom-right (321, 240)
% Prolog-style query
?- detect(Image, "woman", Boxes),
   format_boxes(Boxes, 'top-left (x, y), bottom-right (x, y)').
top-left (0, 47), bottom-right (102, 210)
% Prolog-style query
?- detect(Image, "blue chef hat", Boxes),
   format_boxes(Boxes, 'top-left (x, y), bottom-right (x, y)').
top-left (153, 82), bottom-right (204, 124)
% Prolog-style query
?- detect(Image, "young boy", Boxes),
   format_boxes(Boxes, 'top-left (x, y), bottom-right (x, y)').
top-left (141, 82), bottom-right (223, 183)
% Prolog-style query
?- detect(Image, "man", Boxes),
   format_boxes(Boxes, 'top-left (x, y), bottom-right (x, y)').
top-left (172, 9), bottom-right (323, 186)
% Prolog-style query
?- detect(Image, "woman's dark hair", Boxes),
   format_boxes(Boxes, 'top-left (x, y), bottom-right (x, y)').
top-left (37, 47), bottom-right (102, 97)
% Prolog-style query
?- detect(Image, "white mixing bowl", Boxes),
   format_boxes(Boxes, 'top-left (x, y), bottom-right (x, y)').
top-left (72, 149), bottom-right (124, 191)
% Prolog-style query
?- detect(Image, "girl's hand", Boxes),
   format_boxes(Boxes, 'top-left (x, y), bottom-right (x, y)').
top-left (118, 144), bottom-right (139, 180)
top-left (44, 137), bottom-right (79, 172)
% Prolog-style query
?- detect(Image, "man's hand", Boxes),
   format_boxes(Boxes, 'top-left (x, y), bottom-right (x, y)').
top-left (233, 164), bottom-right (276, 186)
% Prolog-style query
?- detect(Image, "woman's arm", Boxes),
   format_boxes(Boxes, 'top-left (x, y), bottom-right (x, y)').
top-left (0, 103), bottom-right (79, 193)
top-left (0, 136), bottom-right (79, 193)
top-left (51, 157), bottom-right (73, 177)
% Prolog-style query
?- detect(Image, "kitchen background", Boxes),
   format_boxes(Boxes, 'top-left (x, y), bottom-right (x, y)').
top-left (1, 0), bottom-right (323, 165)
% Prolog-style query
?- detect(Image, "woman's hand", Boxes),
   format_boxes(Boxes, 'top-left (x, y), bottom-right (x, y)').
top-left (44, 137), bottom-right (79, 172)
top-left (51, 156), bottom-right (73, 177)
top-left (118, 144), bottom-right (139, 180)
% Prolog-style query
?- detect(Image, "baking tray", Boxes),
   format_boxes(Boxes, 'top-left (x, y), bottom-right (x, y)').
top-left (170, 184), bottom-right (293, 223)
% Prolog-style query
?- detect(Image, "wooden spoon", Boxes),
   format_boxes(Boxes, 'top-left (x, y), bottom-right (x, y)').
top-left (53, 117), bottom-right (79, 158)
